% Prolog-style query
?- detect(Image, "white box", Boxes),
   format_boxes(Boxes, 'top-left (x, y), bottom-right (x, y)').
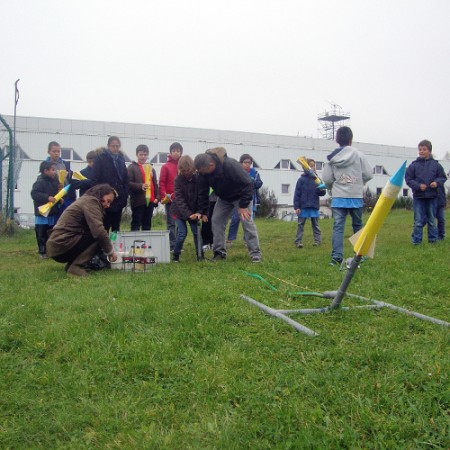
top-left (115, 230), bottom-right (170, 263)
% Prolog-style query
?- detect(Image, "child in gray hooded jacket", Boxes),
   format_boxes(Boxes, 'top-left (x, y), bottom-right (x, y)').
top-left (323, 127), bottom-right (373, 266)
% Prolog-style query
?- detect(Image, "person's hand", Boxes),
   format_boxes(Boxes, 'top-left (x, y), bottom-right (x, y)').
top-left (238, 208), bottom-right (251, 221)
top-left (295, 208), bottom-right (300, 215)
top-left (153, 199), bottom-right (159, 205)
top-left (109, 252), bottom-right (118, 262)
top-left (58, 182), bottom-right (64, 190)
top-left (419, 183), bottom-right (427, 191)
top-left (430, 181), bottom-right (438, 188)
top-left (142, 183), bottom-right (149, 191)
top-left (48, 196), bottom-right (56, 203)
top-left (201, 214), bottom-right (209, 223)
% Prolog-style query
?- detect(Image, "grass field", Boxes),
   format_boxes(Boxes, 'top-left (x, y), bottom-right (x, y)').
top-left (0, 210), bottom-right (449, 449)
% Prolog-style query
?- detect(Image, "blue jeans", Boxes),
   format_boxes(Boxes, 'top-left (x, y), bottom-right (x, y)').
top-left (331, 207), bottom-right (363, 262)
top-left (227, 208), bottom-right (240, 241)
top-left (436, 204), bottom-right (446, 240)
top-left (412, 197), bottom-right (438, 244)
top-left (173, 219), bottom-right (200, 258)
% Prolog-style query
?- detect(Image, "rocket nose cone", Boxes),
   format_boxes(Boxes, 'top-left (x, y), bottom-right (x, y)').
top-left (390, 161), bottom-right (407, 187)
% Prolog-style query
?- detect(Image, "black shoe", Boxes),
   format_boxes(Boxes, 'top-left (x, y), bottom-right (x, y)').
top-left (329, 258), bottom-right (342, 267)
top-left (172, 254), bottom-right (180, 263)
top-left (212, 252), bottom-right (226, 262)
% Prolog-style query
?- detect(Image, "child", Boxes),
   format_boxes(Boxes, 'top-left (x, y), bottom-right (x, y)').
top-left (30, 161), bottom-right (60, 259)
top-left (227, 154), bottom-right (263, 246)
top-left (46, 141), bottom-right (76, 215)
top-left (159, 142), bottom-right (183, 251)
top-left (436, 183), bottom-right (447, 240)
top-left (77, 150), bottom-right (96, 197)
top-left (323, 127), bottom-right (373, 266)
top-left (405, 139), bottom-right (447, 244)
top-left (171, 155), bottom-right (208, 262)
top-left (293, 158), bottom-right (326, 247)
top-left (127, 144), bottom-right (160, 231)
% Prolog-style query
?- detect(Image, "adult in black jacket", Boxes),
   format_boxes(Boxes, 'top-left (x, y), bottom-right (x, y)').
top-left (195, 147), bottom-right (262, 263)
top-left (91, 137), bottom-right (129, 232)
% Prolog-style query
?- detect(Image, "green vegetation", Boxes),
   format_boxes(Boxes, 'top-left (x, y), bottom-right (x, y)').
top-left (0, 210), bottom-right (448, 449)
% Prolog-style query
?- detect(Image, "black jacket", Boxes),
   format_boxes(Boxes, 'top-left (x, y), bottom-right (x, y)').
top-left (293, 172), bottom-right (326, 210)
top-left (31, 174), bottom-right (60, 216)
top-left (172, 173), bottom-right (208, 221)
top-left (91, 148), bottom-right (129, 212)
top-left (198, 148), bottom-right (253, 208)
top-left (405, 157), bottom-right (447, 199)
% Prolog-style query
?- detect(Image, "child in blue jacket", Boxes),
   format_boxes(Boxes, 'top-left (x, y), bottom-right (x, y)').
top-left (293, 159), bottom-right (326, 247)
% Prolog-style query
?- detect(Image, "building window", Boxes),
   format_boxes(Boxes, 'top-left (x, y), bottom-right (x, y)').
top-left (402, 188), bottom-right (409, 197)
top-left (374, 165), bottom-right (388, 175)
top-left (281, 184), bottom-right (290, 194)
top-left (61, 148), bottom-right (83, 161)
top-left (151, 153), bottom-right (168, 164)
top-left (376, 187), bottom-right (382, 196)
top-left (274, 159), bottom-right (296, 170)
top-left (315, 161), bottom-right (324, 171)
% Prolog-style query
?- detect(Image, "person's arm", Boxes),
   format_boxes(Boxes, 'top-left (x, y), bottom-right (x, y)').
top-left (432, 162), bottom-right (447, 188)
top-left (173, 177), bottom-right (192, 220)
top-left (405, 163), bottom-right (420, 192)
top-left (128, 165), bottom-right (143, 192)
top-left (293, 178), bottom-right (302, 213)
top-left (361, 156), bottom-right (374, 184)
top-left (322, 163), bottom-right (334, 189)
top-left (152, 168), bottom-right (160, 202)
top-left (159, 165), bottom-right (168, 198)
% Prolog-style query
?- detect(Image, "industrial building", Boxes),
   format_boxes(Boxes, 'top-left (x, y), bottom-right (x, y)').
top-left (1, 114), bottom-right (449, 226)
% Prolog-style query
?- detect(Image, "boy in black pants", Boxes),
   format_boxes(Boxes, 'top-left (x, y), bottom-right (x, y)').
top-left (30, 161), bottom-right (60, 259)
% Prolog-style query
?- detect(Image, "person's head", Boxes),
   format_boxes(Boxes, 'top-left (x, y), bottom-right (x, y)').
top-left (418, 139), bottom-right (432, 159)
top-left (169, 142), bottom-right (183, 160)
top-left (136, 144), bottom-right (149, 164)
top-left (240, 154), bottom-right (253, 171)
top-left (178, 155), bottom-right (195, 178)
top-left (86, 150), bottom-right (96, 167)
top-left (194, 153), bottom-right (216, 175)
top-left (85, 183), bottom-right (117, 209)
top-left (306, 158), bottom-right (316, 170)
top-left (40, 161), bottom-right (57, 178)
top-left (336, 126), bottom-right (353, 147)
top-left (47, 141), bottom-right (61, 162)
top-left (107, 136), bottom-right (122, 154)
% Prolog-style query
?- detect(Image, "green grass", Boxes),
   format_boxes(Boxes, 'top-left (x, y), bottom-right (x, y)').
top-left (0, 210), bottom-right (449, 449)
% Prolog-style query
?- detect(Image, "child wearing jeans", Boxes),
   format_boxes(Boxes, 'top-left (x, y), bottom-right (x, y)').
top-left (30, 161), bottom-right (60, 259)
top-left (293, 158), bottom-right (326, 247)
top-left (171, 155), bottom-right (208, 262)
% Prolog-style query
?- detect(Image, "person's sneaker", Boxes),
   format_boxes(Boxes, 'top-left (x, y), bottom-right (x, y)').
top-left (329, 258), bottom-right (342, 267)
top-left (39, 254), bottom-right (49, 260)
top-left (296, 243), bottom-right (303, 248)
top-left (212, 252), bottom-right (226, 262)
top-left (172, 254), bottom-right (180, 263)
top-left (313, 242), bottom-right (320, 246)
top-left (226, 240), bottom-right (233, 249)
top-left (251, 255), bottom-right (261, 263)
top-left (202, 244), bottom-right (211, 251)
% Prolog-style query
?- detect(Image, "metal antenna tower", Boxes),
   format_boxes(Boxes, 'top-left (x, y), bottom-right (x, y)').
top-left (318, 103), bottom-right (350, 140)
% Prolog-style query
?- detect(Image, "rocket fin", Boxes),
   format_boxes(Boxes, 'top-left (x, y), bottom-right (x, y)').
top-left (348, 228), bottom-right (363, 246)
top-left (366, 236), bottom-right (376, 258)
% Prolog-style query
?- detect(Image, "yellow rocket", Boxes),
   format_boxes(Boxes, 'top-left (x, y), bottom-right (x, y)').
top-left (143, 163), bottom-right (152, 206)
top-left (58, 169), bottom-right (68, 185)
top-left (38, 184), bottom-right (71, 217)
top-left (72, 171), bottom-right (88, 181)
top-left (349, 161), bottom-right (406, 258)
top-left (297, 156), bottom-right (326, 189)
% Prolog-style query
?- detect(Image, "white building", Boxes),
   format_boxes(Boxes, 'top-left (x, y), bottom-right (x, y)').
top-left (1, 114), bottom-right (449, 224)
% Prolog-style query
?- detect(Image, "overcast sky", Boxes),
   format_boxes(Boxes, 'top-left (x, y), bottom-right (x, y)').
top-left (1, 0), bottom-right (449, 158)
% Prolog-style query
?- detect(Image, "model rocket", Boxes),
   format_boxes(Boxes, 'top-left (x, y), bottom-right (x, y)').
top-left (58, 169), bottom-right (68, 185)
top-left (38, 184), bottom-right (71, 217)
top-left (72, 171), bottom-right (88, 181)
top-left (297, 156), bottom-right (326, 189)
top-left (144, 163), bottom-right (151, 206)
top-left (349, 161), bottom-right (406, 258)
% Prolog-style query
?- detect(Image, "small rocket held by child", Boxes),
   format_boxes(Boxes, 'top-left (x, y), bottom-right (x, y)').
top-left (38, 184), bottom-right (71, 217)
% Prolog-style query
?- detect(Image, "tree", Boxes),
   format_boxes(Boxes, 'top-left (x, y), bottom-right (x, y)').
top-left (256, 187), bottom-right (278, 218)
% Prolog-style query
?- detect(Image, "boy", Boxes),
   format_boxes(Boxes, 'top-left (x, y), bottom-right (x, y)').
top-left (159, 142), bottom-right (183, 250)
top-left (77, 150), bottom-right (96, 196)
top-left (46, 141), bottom-right (76, 215)
top-left (323, 127), bottom-right (373, 266)
top-left (195, 147), bottom-right (262, 263)
top-left (293, 158), bottom-right (326, 248)
top-left (405, 140), bottom-right (447, 244)
top-left (128, 144), bottom-right (160, 231)
top-left (30, 161), bottom-right (60, 259)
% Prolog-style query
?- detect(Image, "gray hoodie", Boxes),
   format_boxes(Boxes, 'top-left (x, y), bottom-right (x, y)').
top-left (323, 146), bottom-right (373, 199)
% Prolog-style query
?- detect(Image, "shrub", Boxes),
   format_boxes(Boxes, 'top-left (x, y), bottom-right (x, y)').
top-left (256, 187), bottom-right (278, 218)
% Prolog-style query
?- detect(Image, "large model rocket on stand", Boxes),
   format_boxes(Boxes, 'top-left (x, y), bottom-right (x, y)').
top-left (330, 161), bottom-right (407, 309)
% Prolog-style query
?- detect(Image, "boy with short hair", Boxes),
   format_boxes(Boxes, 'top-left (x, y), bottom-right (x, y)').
top-left (405, 139), bottom-right (447, 244)
top-left (127, 144), bottom-right (160, 231)
top-left (30, 161), bottom-right (60, 259)
top-left (159, 142), bottom-right (183, 250)
top-left (323, 126), bottom-right (373, 266)
top-left (77, 150), bottom-right (96, 197)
